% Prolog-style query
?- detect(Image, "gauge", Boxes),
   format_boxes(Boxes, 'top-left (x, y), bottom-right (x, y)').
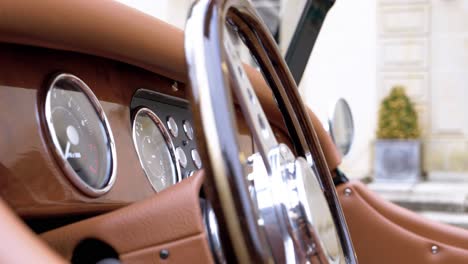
top-left (132, 108), bottom-right (180, 192)
top-left (44, 73), bottom-right (116, 196)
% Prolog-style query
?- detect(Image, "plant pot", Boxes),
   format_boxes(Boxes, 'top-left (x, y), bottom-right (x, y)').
top-left (374, 139), bottom-right (421, 182)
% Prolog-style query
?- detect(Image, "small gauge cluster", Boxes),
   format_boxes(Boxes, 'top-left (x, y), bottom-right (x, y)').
top-left (42, 73), bottom-right (200, 197)
top-left (130, 88), bottom-right (202, 192)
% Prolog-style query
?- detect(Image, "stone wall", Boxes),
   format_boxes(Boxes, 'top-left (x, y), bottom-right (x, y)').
top-left (378, 0), bottom-right (468, 174)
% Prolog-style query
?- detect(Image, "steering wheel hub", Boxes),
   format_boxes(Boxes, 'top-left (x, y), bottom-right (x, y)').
top-left (250, 144), bottom-right (343, 263)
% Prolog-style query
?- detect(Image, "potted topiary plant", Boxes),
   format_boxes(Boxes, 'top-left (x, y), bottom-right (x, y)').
top-left (374, 86), bottom-right (421, 182)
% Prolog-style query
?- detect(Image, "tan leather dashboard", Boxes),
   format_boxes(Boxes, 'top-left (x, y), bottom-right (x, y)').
top-left (42, 171), bottom-right (213, 263)
top-left (0, 0), bottom-right (186, 83)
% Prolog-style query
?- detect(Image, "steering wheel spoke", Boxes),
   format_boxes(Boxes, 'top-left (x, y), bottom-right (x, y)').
top-left (223, 28), bottom-right (278, 174)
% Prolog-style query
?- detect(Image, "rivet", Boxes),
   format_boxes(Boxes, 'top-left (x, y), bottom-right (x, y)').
top-left (344, 188), bottom-right (352, 196)
top-left (431, 245), bottom-right (439, 254)
top-left (160, 249), bottom-right (170, 259)
top-left (171, 81), bottom-right (179, 92)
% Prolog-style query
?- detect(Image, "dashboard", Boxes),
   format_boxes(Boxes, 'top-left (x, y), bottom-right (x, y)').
top-left (0, 43), bottom-right (209, 218)
top-left (0, 43), bottom-right (260, 222)
top-left (42, 73), bottom-right (200, 197)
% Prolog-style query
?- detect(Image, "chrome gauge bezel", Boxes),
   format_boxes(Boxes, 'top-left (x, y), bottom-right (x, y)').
top-left (43, 73), bottom-right (117, 197)
top-left (132, 107), bottom-right (181, 192)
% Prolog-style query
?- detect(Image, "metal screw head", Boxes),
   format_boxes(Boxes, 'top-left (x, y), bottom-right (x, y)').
top-left (171, 81), bottom-right (179, 92)
top-left (246, 156), bottom-right (255, 166)
top-left (431, 245), bottom-right (439, 254)
top-left (344, 188), bottom-right (352, 196)
top-left (160, 249), bottom-right (170, 259)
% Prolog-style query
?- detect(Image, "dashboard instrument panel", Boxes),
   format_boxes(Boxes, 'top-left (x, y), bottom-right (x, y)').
top-left (0, 43), bottom-right (252, 218)
top-left (0, 43), bottom-right (185, 216)
top-left (132, 107), bottom-right (180, 192)
top-left (44, 73), bottom-right (117, 197)
top-left (130, 89), bottom-right (201, 180)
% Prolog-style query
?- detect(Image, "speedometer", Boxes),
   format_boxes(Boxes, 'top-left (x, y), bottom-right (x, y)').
top-left (132, 108), bottom-right (180, 192)
top-left (44, 73), bottom-right (116, 196)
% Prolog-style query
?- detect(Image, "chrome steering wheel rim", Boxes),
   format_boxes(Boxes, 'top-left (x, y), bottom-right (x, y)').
top-left (185, 0), bottom-right (357, 263)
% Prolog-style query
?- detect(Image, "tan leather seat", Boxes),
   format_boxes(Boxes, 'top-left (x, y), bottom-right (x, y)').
top-left (338, 181), bottom-right (468, 264)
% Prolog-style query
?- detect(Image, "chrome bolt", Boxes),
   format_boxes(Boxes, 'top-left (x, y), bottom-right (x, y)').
top-left (171, 81), bottom-right (179, 92)
top-left (344, 188), bottom-right (352, 196)
top-left (431, 245), bottom-right (439, 254)
top-left (160, 249), bottom-right (170, 259)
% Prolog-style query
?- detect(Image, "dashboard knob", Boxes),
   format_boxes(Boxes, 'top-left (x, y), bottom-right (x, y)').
top-left (166, 116), bottom-right (179, 138)
top-left (176, 147), bottom-right (187, 168)
top-left (191, 149), bottom-right (202, 169)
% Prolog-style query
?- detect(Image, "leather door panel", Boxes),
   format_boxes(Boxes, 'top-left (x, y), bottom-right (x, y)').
top-left (338, 181), bottom-right (468, 264)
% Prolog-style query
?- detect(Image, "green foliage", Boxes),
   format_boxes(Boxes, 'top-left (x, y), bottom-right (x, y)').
top-left (377, 86), bottom-right (420, 139)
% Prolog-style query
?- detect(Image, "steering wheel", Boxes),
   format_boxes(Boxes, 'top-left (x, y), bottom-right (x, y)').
top-left (185, 0), bottom-right (357, 263)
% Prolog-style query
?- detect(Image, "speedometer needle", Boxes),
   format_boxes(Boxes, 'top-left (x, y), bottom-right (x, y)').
top-left (64, 141), bottom-right (71, 159)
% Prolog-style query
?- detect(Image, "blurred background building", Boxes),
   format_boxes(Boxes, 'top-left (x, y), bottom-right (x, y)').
top-left (304, 0), bottom-right (468, 181)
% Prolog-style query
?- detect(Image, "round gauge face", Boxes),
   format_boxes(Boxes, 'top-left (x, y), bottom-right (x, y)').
top-left (44, 74), bottom-right (116, 196)
top-left (132, 108), bottom-right (179, 192)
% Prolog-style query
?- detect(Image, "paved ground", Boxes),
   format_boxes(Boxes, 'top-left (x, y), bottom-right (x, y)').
top-left (367, 173), bottom-right (468, 229)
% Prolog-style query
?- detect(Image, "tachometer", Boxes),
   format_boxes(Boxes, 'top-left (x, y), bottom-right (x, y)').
top-left (44, 73), bottom-right (116, 196)
top-left (132, 108), bottom-right (180, 192)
